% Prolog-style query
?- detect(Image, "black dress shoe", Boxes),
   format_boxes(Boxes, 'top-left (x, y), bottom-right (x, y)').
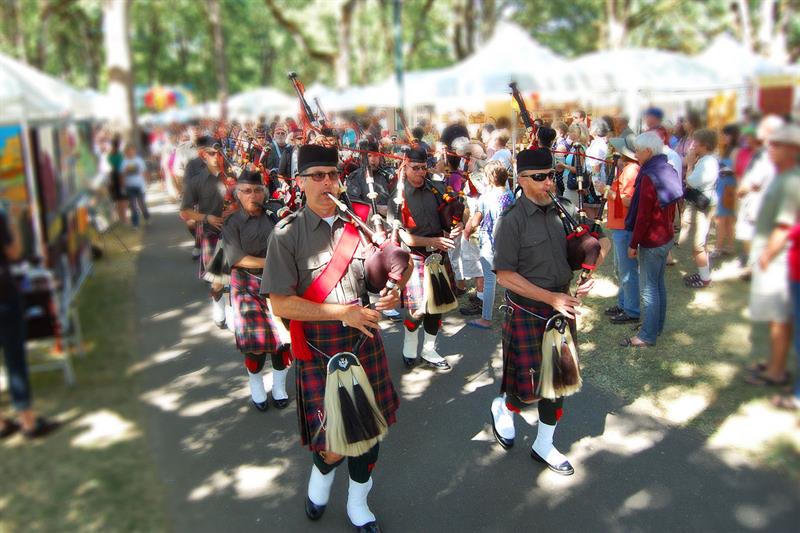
top-left (251, 399), bottom-right (269, 412)
top-left (459, 302), bottom-right (482, 316)
top-left (305, 497), bottom-right (326, 520)
top-left (0, 418), bottom-right (20, 439)
top-left (21, 417), bottom-right (61, 440)
top-left (422, 358), bottom-right (451, 371)
top-left (530, 449), bottom-right (575, 476)
top-left (271, 396), bottom-right (289, 409)
top-left (604, 305), bottom-right (623, 316)
top-left (489, 408), bottom-right (514, 450)
top-left (353, 520), bottom-right (381, 533)
top-left (610, 312), bottom-right (640, 324)
top-left (403, 357), bottom-right (418, 368)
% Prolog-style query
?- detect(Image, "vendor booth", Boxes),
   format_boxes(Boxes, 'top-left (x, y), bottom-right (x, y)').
top-left (1, 53), bottom-right (99, 385)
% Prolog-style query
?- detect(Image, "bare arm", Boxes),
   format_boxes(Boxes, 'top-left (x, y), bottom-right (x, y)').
top-left (464, 210), bottom-right (482, 239)
top-left (270, 293), bottom-right (381, 338)
top-left (233, 255), bottom-right (265, 269)
top-left (759, 226), bottom-right (790, 270)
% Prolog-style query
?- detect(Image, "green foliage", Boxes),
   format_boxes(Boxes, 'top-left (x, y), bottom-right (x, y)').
top-left (0, 0), bottom-right (797, 98)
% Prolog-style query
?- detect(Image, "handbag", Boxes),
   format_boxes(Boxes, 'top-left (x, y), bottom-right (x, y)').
top-left (684, 186), bottom-right (711, 212)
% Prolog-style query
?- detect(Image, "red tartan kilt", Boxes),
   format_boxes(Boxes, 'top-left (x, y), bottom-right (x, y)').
top-left (295, 321), bottom-right (399, 451)
top-left (230, 268), bottom-right (280, 354)
top-left (401, 250), bottom-right (456, 316)
top-left (501, 292), bottom-right (576, 404)
top-left (198, 228), bottom-right (220, 280)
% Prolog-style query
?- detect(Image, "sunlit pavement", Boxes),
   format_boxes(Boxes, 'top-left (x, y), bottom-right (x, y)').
top-left (135, 188), bottom-right (800, 532)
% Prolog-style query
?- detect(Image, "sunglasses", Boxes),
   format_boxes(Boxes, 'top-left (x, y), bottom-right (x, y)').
top-left (300, 170), bottom-right (339, 182)
top-left (238, 187), bottom-right (265, 195)
top-left (519, 170), bottom-right (555, 182)
top-left (408, 164), bottom-right (427, 172)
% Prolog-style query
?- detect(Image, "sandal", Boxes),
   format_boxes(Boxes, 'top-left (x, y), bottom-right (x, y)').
top-left (619, 337), bottom-right (651, 348)
top-left (771, 395), bottom-right (800, 411)
top-left (744, 372), bottom-right (791, 387)
top-left (683, 273), bottom-right (701, 283)
top-left (746, 362), bottom-right (768, 374)
top-left (685, 277), bottom-right (711, 289)
top-left (0, 418), bottom-right (20, 439)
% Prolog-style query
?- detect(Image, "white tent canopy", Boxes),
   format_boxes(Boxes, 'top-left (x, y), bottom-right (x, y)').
top-left (431, 22), bottom-right (580, 111)
top-left (696, 33), bottom-right (792, 84)
top-left (0, 53), bottom-right (75, 123)
top-left (227, 87), bottom-right (294, 120)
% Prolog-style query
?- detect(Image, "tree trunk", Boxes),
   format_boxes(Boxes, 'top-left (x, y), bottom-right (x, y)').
top-left (206, 0), bottom-right (228, 120)
top-left (736, 0), bottom-right (753, 52)
top-left (103, 0), bottom-right (138, 147)
top-left (335, 0), bottom-right (357, 88)
top-left (605, 0), bottom-right (627, 49)
top-left (8, 0), bottom-right (27, 62)
top-left (757, 0), bottom-right (775, 55)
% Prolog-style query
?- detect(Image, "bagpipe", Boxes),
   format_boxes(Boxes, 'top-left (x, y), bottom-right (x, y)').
top-left (533, 190), bottom-right (602, 400)
top-left (509, 81), bottom-right (538, 149)
top-left (325, 192), bottom-right (410, 296)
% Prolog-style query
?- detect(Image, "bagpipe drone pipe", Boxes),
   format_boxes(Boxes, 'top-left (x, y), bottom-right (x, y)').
top-left (546, 190), bottom-right (601, 284)
top-left (325, 192), bottom-right (411, 295)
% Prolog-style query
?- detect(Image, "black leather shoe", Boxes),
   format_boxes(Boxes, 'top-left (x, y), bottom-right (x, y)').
top-left (251, 399), bottom-right (269, 412)
top-left (271, 396), bottom-right (289, 409)
top-left (610, 312), bottom-right (639, 324)
top-left (352, 520), bottom-right (381, 533)
top-left (21, 417), bottom-right (61, 440)
top-left (530, 449), bottom-right (574, 476)
top-left (604, 305), bottom-right (623, 316)
top-left (305, 497), bottom-right (326, 521)
top-left (422, 358), bottom-right (451, 371)
top-left (490, 408), bottom-right (514, 450)
top-left (214, 320), bottom-right (227, 330)
top-left (403, 357), bottom-right (418, 368)
top-left (459, 302), bottom-right (482, 316)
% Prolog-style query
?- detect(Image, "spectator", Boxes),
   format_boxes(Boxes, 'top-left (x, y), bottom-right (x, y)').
top-left (712, 125), bottom-right (740, 257)
top-left (107, 136), bottom-right (128, 224)
top-left (653, 125), bottom-right (683, 266)
top-left (681, 128), bottom-right (719, 288)
top-left (734, 126), bottom-right (757, 181)
top-left (584, 119), bottom-right (610, 220)
top-left (735, 116), bottom-right (784, 271)
top-left (675, 111), bottom-right (701, 176)
top-left (487, 129), bottom-right (512, 171)
top-left (621, 131), bottom-right (682, 348)
top-left (571, 109), bottom-right (587, 126)
top-left (121, 143), bottom-right (151, 229)
top-left (745, 123), bottom-right (800, 389)
top-left (463, 161), bottom-right (514, 329)
top-left (769, 221), bottom-right (800, 411)
top-left (643, 107), bottom-right (664, 130)
top-left (0, 206), bottom-right (60, 440)
top-left (606, 134), bottom-right (641, 325)
top-left (558, 122), bottom-right (589, 207)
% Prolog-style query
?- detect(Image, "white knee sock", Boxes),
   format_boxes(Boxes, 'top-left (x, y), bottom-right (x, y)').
top-left (402, 328), bottom-right (419, 359)
top-left (347, 477), bottom-right (376, 527)
top-left (698, 265), bottom-right (711, 282)
top-left (272, 368), bottom-right (289, 400)
top-left (211, 296), bottom-right (226, 323)
top-left (421, 332), bottom-right (444, 363)
top-left (491, 395), bottom-right (515, 440)
top-left (248, 371), bottom-right (267, 404)
top-left (532, 421), bottom-right (568, 466)
top-left (307, 464), bottom-right (336, 506)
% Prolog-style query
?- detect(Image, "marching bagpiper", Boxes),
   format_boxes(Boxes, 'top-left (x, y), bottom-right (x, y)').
top-left (489, 148), bottom-right (609, 476)
top-left (221, 169), bottom-right (290, 411)
top-left (262, 144), bottom-right (403, 533)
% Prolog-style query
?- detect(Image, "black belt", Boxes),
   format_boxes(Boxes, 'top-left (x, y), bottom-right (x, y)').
top-left (239, 267), bottom-right (263, 275)
top-left (507, 286), bottom-right (569, 308)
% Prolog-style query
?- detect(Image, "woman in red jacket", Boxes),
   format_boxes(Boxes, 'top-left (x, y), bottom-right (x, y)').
top-left (622, 131), bottom-right (683, 347)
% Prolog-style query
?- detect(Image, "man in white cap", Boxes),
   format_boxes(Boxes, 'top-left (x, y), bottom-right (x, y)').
top-left (746, 123), bottom-right (800, 390)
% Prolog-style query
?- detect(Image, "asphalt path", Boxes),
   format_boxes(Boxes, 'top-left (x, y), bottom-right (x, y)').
top-left (136, 190), bottom-right (799, 532)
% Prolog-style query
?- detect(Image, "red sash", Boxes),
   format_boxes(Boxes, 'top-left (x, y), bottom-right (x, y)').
top-left (290, 202), bottom-right (371, 361)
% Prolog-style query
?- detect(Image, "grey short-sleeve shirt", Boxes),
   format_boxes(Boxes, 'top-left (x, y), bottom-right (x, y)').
top-left (180, 167), bottom-right (225, 234)
top-left (260, 207), bottom-right (367, 303)
top-left (386, 178), bottom-right (443, 238)
top-left (493, 195), bottom-right (574, 289)
top-left (221, 209), bottom-right (276, 267)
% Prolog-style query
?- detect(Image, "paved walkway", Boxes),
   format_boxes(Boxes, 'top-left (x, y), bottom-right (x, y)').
top-left (135, 191), bottom-right (799, 532)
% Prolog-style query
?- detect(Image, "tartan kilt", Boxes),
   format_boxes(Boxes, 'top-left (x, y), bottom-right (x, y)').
top-left (295, 321), bottom-right (399, 452)
top-left (401, 249), bottom-right (456, 316)
top-left (230, 268), bottom-right (280, 354)
top-left (500, 292), bottom-right (576, 404)
top-left (198, 228), bottom-right (220, 281)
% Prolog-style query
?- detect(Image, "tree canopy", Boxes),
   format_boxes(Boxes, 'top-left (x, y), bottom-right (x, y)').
top-left (1, 0), bottom-right (797, 103)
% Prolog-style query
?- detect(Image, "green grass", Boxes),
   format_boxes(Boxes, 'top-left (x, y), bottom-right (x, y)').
top-left (0, 226), bottom-right (169, 533)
